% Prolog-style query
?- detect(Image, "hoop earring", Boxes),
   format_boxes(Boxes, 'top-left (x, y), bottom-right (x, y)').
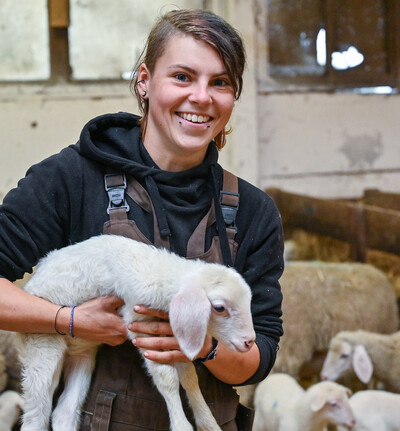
top-left (142, 90), bottom-right (147, 98)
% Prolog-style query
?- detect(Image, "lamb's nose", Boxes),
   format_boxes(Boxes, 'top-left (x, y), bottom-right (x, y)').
top-left (244, 339), bottom-right (255, 350)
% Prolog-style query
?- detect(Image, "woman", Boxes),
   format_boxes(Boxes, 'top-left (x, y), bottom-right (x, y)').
top-left (0, 9), bottom-right (283, 431)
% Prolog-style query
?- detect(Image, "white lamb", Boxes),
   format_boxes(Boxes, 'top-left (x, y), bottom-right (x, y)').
top-left (0, 390), bottom-right (24, 431)
top-left (320, 330), bottom-right (400, 392)
top-left (17, 234), bottom-right (256, 431)
top-left (252, 373), bottom-right (355, 431)
top-left (337, 390), bottom-right (400, 431)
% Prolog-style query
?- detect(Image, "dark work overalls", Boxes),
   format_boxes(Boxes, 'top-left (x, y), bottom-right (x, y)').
top-left (79, 171), bottom-right (254, 431)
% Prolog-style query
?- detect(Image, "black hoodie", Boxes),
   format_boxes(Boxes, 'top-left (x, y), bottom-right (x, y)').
top-left (0, 112), bottom-right (283, 384)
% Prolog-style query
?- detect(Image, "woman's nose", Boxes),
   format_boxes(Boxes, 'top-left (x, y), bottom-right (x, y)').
top-left (189, 82), bottom-right (212, 104)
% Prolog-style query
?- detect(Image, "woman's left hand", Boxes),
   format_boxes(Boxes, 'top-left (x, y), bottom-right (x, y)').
top-left (128, 305), bottom-right (213, 364)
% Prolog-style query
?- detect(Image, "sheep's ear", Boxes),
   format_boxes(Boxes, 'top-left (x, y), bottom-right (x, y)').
top-left (169, 283), bottom-right (211, 360)
top-left (309, 393), bottom-right (327, 412)
top-left (353, 344), bottom-right (373, 384)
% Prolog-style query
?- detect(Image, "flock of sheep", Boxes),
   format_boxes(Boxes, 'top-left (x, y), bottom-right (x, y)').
top-left (237, 244), bottom-right (400, 431)
top-left (0, 235), bottom-right (399, 430)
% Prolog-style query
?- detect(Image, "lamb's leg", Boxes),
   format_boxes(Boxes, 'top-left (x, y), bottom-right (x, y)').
top-left (51, 342), bottom-right (98, 431)
top-left (144, 358), bottom-right (194, 431)
top-left (175, 362), bottom-right (222, 431)
top-left (19, 334), bottom-right (68, 431)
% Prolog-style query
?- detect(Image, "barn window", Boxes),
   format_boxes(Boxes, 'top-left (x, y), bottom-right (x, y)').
top-left (267, 0), bottom-right (400, 92)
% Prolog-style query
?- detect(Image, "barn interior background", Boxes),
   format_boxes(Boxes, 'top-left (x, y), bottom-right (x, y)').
top-left (1, 1), bottom-right (400, 429)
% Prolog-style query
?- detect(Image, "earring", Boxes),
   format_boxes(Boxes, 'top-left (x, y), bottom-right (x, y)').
top-left (137, 79), bottom-right (147, 98)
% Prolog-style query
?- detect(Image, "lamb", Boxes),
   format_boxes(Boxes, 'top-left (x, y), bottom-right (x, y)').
top-left (0, 390), bottom-right (24, 431)
top-left (252, 373), bottom-right (355, 431)
top-left (236, 261), bottom-right (399, 409)
top-left (17, 234), bottom-right (256, 431)
top-left (320, 330), bottom-right (400, 392)
top-left (337, 390), bottom-right (400, 431)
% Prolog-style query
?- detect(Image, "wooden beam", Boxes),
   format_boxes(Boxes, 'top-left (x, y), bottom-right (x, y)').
top-left (49, 0), bottom-right (70, 28)
top-left (267, 188), bottom-right (400, 257)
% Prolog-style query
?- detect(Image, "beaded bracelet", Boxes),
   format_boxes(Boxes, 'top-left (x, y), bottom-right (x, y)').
top-left (54, 305), bottom-right (67, 335)
top-left (69, 305), bottom-right (76, 338)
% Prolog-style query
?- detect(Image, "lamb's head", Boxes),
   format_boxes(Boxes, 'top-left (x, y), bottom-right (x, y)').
top-left (320, 332), bottom-right (373, 384)
top-left (306, 382), bottom-right (355, 430)
top-left (169, 263), bottom-right (255, 360)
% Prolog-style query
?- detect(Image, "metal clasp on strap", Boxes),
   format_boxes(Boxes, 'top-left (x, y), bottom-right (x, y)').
top-left (104, 173), bottom-right (130, 214)
top-left (220, 190), bottom-right (239, 233)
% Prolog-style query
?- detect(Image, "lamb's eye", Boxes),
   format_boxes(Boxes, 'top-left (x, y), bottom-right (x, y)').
top-left (340, 353), bottom-right (350, 358)
top-left (213, 305), bottom-right (226, 313)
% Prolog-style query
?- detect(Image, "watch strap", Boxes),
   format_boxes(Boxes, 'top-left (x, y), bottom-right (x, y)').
top-left (198, 338), bottom-right (218, 363)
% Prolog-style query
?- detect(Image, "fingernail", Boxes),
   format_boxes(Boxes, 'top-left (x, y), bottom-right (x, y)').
top-left (134, 305), bottom-right (142, 312)
top-left (132, 338), bottom-right (137, 345)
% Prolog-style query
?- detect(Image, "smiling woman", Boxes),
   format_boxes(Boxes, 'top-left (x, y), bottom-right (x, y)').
top-left (136, 34), bottom-right (235, 171)
top-left (0, 8), bottom-right (284, 431)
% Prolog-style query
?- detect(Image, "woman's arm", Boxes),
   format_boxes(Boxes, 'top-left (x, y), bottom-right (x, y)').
top-left (0, 278), bottom-right (127, 346)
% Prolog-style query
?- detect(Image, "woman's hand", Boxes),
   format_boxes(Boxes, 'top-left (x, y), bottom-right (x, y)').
top-left (59, 296), bottom-right (128, 346)
top-left (129, 305), bottom-right (214, 364)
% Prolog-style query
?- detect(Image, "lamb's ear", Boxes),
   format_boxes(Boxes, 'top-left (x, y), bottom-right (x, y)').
top-left (353, 344), bottom-right (373, 384)
top-left (309, 393), bottom-right (327, 412)
top-left (169, 283), bottom-right (211, 360)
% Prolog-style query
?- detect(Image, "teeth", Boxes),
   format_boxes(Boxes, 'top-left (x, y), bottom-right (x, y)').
top-left (180, 113), bottom-right (210, 123)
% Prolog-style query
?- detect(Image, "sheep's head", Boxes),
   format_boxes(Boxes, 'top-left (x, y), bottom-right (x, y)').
top-left (169, 264), bottom-right (255, 360)
top-left (308, 382), bottom-right (355, 429)
top-left (320, 333), bottom-right (373, 384)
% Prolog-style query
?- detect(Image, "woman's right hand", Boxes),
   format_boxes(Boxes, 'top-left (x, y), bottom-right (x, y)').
top-left (57, 296), bottom-right (127, 346)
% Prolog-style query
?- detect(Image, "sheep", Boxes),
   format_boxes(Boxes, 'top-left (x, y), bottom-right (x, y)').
top-left (0, 330), bottom-right (22, 391)
top-left (236, 261), bottom-right (399, 410)
top-left (0, 390), bottom-right (24, 431)
top-left (320, 330), bottom-right (400, 393)
top-left (252, 373), bottom-right (355, 431)
top-left (337, 390), bottom-right (400, 431)
top-left (0, 355), bottom-right (6, 394)
top-left (17, 234), bottom-right (255, 431)
top-left (275, 261), bottom-right (398, 377)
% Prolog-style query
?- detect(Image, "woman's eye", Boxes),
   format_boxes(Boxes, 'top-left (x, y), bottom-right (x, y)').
top-left (214, 78), bottom-right (229, 87)
top-left (213, 305), bottom-right (226, 313)
top-left (175, 73), bottom-right (188, 82)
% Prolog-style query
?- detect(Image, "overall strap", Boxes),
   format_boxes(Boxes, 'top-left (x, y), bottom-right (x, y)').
top-left (220, 169), bottom-right (239, 241)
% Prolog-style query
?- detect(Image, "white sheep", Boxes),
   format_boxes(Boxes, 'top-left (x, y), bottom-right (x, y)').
top-left (320, 330), bottom-right (400, 392)
top-left (0, 355), bottom-right (6, 394)
top-left (0, 330), bottom-right (22, 391)
top-left (236, 262), bottom-right (399, 410)
top-left (337, 390), bottom-right (400, 431)
top-left (0, 390), bottom-right (24, 431)
top-left (274, 261), bottom-right (399, 377)
top-left (252, 373), bottom-right (355, 431)
top-left (17, 234), bottom-right (256, 431)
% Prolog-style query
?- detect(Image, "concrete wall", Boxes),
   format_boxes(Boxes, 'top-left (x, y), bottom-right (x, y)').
top-left (1, 0), bottom-right (399, 202)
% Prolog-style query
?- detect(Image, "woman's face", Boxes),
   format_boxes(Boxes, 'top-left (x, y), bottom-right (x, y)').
top-left (138, 34), bottom-right (235, 171)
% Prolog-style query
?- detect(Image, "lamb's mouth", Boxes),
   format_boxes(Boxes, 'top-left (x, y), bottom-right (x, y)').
top-left (177, 113), bottom-right (211, 123)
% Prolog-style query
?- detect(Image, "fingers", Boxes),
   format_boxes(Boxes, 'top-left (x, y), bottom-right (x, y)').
top-left (133, 336), bottom-right (190, 364)
top-left (134, 305), bottom-right (169, 320)
top-left (129, 320), bottom-right (173, 336)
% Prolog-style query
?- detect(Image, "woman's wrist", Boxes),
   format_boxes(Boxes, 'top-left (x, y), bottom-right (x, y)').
top-left (54, 306), bottom-right (72, 336)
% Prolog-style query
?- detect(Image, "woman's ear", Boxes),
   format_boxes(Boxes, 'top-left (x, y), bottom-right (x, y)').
top-left (137, 63), bottom-right (150, 93)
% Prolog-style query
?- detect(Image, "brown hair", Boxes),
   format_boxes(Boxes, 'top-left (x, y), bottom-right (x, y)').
top-left (130, 9), bottom-right (246, 149)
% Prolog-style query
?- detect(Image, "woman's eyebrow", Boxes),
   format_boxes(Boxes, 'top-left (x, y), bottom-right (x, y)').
top-left (168, 64), bottom-right (228, 77)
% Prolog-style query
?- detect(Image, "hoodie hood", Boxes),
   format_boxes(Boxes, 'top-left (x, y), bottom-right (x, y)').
top-left (75, 112), bottom-right (225, 256)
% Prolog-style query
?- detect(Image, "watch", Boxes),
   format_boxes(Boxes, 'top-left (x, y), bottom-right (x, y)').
top-left (198, 338), bottom-right (219, 363)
